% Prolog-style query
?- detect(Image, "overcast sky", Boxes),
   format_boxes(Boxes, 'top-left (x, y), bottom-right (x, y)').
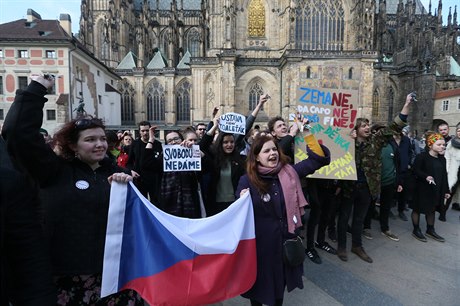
top-left (0, 0), bottom-right (458, 35)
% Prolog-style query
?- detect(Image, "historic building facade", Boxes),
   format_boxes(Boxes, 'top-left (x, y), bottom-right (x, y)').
top-left (78, 0), bottom-right (460, 135)
top-left (0, 9), bottom-right (121, 134)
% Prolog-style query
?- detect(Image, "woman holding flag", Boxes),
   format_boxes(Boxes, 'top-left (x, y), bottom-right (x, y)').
top-left (236, 125), bottom-right (330, 306)
top-left (2, 75), bottom-right (143, 305)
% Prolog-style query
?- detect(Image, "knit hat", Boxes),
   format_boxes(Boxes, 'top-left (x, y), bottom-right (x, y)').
top-left (426, 133), bottom-right (443, 147)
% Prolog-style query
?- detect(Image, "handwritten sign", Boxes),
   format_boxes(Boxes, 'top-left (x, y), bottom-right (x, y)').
top-left (291, 87), bottom-right (357, 180)
top-left (163, 145), bottom-right (201, 172)
top-left (219, 112), bottom-right (246, 135)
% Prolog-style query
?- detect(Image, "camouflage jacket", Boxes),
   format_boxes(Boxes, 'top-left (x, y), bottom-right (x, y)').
top-left (341, 115), bottom-right (407, 199)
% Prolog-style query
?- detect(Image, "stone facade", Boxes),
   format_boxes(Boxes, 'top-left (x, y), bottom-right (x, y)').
top-left (78, 0), bottom-right (460, 136)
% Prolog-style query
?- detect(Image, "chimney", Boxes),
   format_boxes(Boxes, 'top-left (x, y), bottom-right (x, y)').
top-left (26, 9), bottom-right (41, 22)
top-left (59, 14), bottom-right (72, 36)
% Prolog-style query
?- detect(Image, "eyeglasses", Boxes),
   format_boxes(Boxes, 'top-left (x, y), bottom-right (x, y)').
top-left (74, 118), bottom-right (104, 130)
top-left (197, 128), bottom-right (206, 131)
top-left (166, 137), bottom-right (182, 144)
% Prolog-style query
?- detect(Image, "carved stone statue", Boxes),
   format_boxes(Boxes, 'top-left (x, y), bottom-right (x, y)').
top-left (74, 99), bottom-right (87, 118)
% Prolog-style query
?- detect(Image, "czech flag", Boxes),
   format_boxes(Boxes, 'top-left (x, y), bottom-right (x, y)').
top-left (101, 182), bottom-right (256, 306)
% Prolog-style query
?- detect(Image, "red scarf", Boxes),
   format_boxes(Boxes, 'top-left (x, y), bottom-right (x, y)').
top-left (258, 163), bottom-right (308, 233)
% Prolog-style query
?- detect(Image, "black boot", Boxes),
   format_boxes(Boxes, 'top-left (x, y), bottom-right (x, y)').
top-left (412, 227), bottom-right (427, 242)
top-left (438, 211), bottom-right (446, 222)
top-left (426, 229), bottom-right (445, 242)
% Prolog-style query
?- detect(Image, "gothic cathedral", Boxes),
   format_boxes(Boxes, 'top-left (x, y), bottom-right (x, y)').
top-left (78, 0), bottom-right (459, 135)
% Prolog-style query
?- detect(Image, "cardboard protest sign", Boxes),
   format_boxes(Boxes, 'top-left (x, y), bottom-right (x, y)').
top-left (163, 145), bottom-right (201, 172)
top-left (290, 87), bottom-right (357, 180)
top-left (219, 112), bottom-right (246, 135)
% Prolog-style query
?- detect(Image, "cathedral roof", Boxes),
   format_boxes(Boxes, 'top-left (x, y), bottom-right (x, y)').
top-left (377, 0), bottom-right (427, 15)
top-left (147, 51), bottom-right (167, 69)
top-left (450, 57), bottom-right (460, 77)
top-left (133, 0), bottom-right (201, 11)
top-left (177, 51), bottom-right (191, 69)
top-left (117, 51), bottom-right (137, 69)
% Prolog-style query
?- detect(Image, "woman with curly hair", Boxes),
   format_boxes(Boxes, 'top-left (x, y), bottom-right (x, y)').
top-left (2, 75), bottom-right (143, 305)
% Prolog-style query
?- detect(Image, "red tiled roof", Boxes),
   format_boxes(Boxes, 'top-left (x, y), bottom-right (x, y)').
top-left (435, 88), bottom-right (460, 99)
top-left (0, 19), bottom-right (71, 40)
top-left (56, 94), bottom-right (69, 105)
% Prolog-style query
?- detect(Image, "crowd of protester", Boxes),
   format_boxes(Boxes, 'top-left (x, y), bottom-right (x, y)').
top-left (0, 74), bottom-right (459, 306)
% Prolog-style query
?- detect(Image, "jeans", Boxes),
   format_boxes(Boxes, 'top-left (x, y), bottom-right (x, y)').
top-left (379, 184), bottom-right (397, 232)
top-left (317, 185), bottom-right (338, 244)
top-left (338, 184), bottom-right (371, 249)
top-left (363, 183), bottom-right (397, 232)
top-left (304, 181), bottom-right (320, 249)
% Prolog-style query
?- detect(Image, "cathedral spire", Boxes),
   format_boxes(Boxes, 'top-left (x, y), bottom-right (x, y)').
top-left (429, 0), bottom-right (432, 15)
top-left (454, 5), bottom-right (458, 26)
top-left (397, 0), bottom-right (404, 15)
top-left (447, 6), bottom-right (452, 26)
top-left (437, 0), bottom-right (443, 24)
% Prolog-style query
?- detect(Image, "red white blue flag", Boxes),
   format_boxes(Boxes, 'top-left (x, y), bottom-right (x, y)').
top-left (101, 182), bottom-right (256, 305)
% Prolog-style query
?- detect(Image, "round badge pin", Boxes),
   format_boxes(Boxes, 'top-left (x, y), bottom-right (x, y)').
top-left (261, 193), bottom-right (271, 203)
top-left (75, 180), bottom-right (90, 190)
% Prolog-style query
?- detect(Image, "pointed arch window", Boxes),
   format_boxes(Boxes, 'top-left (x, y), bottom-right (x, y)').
top-left (146, 79), bottom-right (166, 122)
top-left (307, 67), bottom-right (312, 79)
top-left (348, 68), bottom-right (353, 79)
top-left (249, 82), bottom-right (264, 110)
top-left (248, 0), bottom-right (265, 37)
top-left (295, 0), bottom-right (344, 50)
top-left (119, 80), bottom-right (135, 125)
top-left (176, 80), bottom-right (191, 123)
top-left (186, 28), bottom-right (201, 57)
top-left (372, 89), bottom-right (380, 118)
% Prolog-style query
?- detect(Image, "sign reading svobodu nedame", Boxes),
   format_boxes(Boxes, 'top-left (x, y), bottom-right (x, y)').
top-left (163, 145), bottom-right (201, 172)
top-left (219, 112), bottom-right (246, 135)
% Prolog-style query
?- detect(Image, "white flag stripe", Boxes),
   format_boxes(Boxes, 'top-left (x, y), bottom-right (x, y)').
top-left (128, 182), bottom-right (255, 254)
top-left (101, 181), bottom-right (129, 298)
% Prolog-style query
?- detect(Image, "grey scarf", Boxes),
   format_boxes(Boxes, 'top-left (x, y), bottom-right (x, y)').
top-left (451, 136), bottom-right (460, 149)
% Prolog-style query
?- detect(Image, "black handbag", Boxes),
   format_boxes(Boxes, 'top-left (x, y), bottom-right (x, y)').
top-left (283, 236), bottom-right (306, 266)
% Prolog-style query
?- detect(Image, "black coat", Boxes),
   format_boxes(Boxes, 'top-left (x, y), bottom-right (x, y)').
top-left (126, 138), bottom-right (163, 202)
top-left (199, 133), bottom-right (246, 213)
top-left (2, 81), bottom-right (125, 276)
top-left (0, 138), bottom-right (55, 306)
top-left (412, 151), bottom-right (449, 214)
top-left (235, 145), bottom-right (331, 306)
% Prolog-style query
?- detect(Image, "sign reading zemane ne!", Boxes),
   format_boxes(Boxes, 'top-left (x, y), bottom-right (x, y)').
top-left (163, 145), bottom-right (201, 172)
top-left (291, 87), bottom-right (358, 181)
top-left (219, 112), bottom-right (246, 135)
